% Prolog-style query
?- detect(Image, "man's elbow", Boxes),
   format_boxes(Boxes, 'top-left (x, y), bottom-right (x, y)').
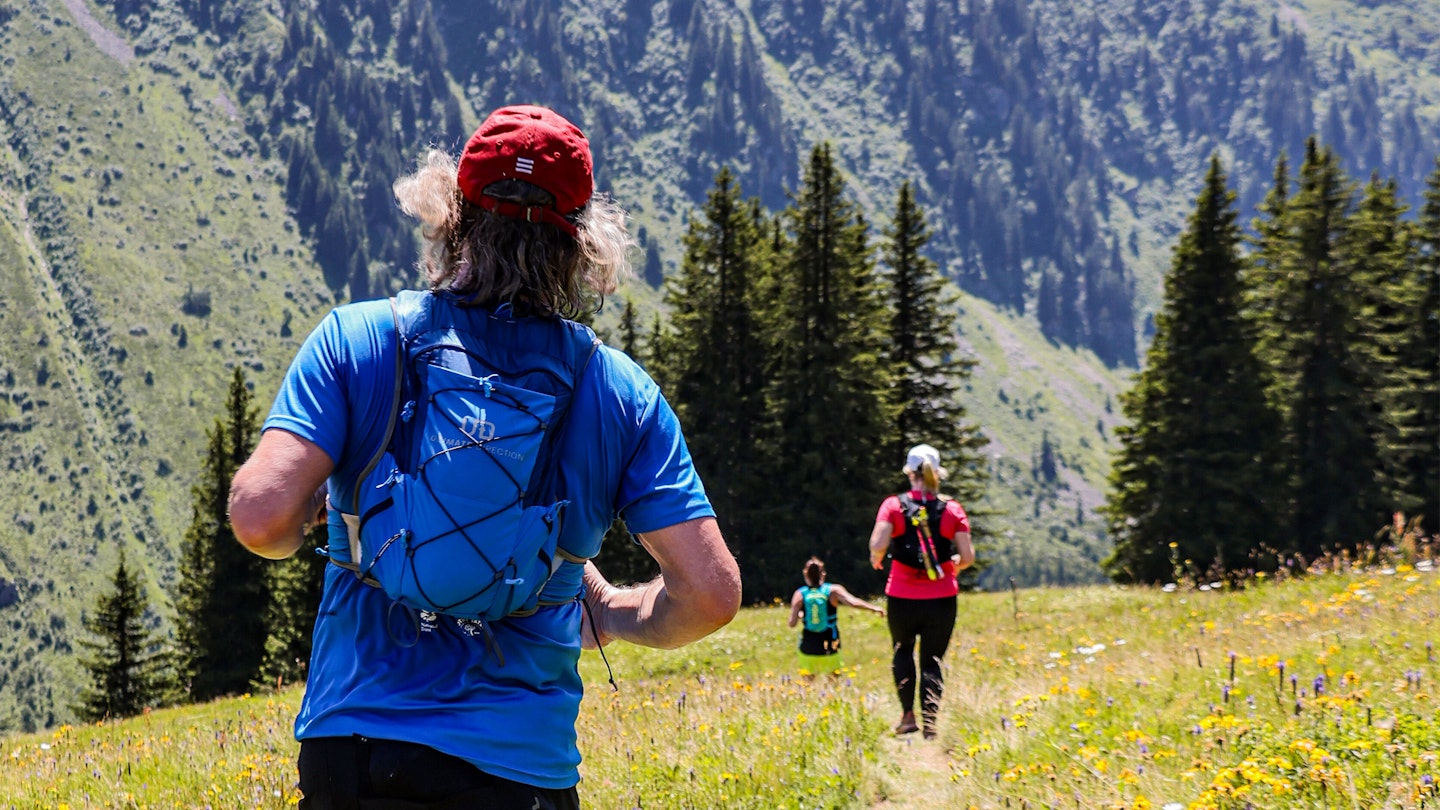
top-left (693, 569), bottom-right (741, 637)
top-left (704, 579), bottom-right (742, 631)
top-left (229, 495), bottom-right (295, 560)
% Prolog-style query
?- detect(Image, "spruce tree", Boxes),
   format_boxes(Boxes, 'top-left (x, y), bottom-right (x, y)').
top-left (661, 167), bottom-right (770, 584)
top-left (881, 181), bottom-right (990, 589)
top-left (882, 181), bottom-right (988, 503)
top-left (1103, 156), bottom-right (1284, 583)
top-left (1246, 152), bottom-right (1291, 381)
top-left (74, 550), bottom-right (171, 721)
top-left (760, 145), bottom-right (896, 596)
top-left (1273, 139), bottom-right (1386, 557)
top-left (1344, 176), bottom-right (1425, 525)
top-left (252, 524), bottom-right (327, 691)
top-left (618, 296), bottom-right (641, 360)
top-left (1409, 160), bottom-right (1440, 530)
top-left (173, 367), bottom-right (270, 701)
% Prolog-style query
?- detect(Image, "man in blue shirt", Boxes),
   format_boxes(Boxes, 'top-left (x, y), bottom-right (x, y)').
top-left (229, 104), bottom-right (741, 810)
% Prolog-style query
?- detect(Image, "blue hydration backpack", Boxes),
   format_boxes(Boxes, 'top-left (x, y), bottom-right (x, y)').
top-left (331, 291), bottom-right (600, 623)
top-left (801, 583), bottom-right (835, 634)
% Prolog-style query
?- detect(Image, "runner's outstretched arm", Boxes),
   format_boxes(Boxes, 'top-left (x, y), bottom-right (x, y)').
top-left (830, 584), bottom-right (885, 616)
top-left (230, 429), bottom-right (334, 560)
top-left (582, 517), bottom-right (740, 650)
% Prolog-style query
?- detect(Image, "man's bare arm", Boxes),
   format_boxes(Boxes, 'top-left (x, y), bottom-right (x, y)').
top-left (229, 429), bottom-right (334, 560)
top-left (582, 517), bottom-right (740, 650)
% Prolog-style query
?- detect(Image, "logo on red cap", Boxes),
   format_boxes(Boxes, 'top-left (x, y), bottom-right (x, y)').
top-left (456, 105), bottom-right (593, 236)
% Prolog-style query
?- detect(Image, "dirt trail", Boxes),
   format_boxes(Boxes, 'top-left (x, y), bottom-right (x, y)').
top-left (59, 0), bottom-right (135, 65)
top-left (868, 732), bottom-right (959, 808)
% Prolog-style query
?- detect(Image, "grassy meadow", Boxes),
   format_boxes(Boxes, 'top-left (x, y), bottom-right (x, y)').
top-left (4, 554), bottom-right (1440, 809)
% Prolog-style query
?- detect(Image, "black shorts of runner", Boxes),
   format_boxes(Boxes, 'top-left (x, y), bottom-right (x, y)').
top-left (798, 627), bottom-right (841, 656)
top-left (297, 735), bottom-right (580, 810)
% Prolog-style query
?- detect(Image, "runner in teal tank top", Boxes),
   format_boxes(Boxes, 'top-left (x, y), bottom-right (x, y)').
top-left (788, 557), bottom-right (885, 676)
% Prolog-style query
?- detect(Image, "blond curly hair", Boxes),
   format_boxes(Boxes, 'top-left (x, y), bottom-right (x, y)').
top-left (392, 148), bottom-right (634, 318)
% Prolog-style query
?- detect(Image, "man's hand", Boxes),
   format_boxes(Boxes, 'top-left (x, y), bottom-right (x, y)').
top-left (579, 518), bottom-right (739, 651)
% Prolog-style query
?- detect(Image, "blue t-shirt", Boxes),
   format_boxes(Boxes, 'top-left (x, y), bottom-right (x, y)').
top-left (263, 292), bottom-right (714, 789)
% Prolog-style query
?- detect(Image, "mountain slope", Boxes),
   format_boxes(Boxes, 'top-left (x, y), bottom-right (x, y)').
top-left (0, 0), bottom-right (322, 730)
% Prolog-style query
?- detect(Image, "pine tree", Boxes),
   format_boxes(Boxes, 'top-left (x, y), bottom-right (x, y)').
top-left (661, 167), bottom-right (771, 584)
top-left (74, 550), bottom-right (171, 721)
top-left (252, 524), bottom-right (327, 691)
top-left (1344, 176), bottom-right (1424, 524)
top-left (882, 181), bottom-right (988, 503)
top-left (1398, 159), bottom-right (1440, 530)
top-left (881, 181), bottom-right (991, 590)
top-left (1265, 138), bottom-right (1385, 558)
top-left (645, 312), bottom-right (668, 389)
top-left (1103, 156), bottom-right (1284, 583)
top-left (618, 297), bottom-right (641, 360)
top-left (173, 368), bottom-right (271, 702)
top-left (759, 145), bottom-right (896, 596)
top-left (1246, 152), bottom-right (1291, 378)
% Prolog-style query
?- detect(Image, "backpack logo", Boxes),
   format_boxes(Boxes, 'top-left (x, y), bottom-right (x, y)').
top-left (458, 410), bottom-right (496, 443)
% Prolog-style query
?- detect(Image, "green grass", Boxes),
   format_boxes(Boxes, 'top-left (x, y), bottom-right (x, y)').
top-left (5, 558), bottom-right (1440, 808)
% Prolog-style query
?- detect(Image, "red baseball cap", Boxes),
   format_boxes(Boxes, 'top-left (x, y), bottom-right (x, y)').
top-left (456, 105), bottom-right (593, 236)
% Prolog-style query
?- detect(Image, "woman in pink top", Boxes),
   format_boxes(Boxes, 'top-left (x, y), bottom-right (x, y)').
top-left (867, 444), bottom-right (974, 739)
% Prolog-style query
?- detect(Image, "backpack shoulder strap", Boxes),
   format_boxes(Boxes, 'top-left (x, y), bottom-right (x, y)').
top-left (349, 297), bottom-right (406, 511)
top-left (333, 297), bottom-right (404, 579)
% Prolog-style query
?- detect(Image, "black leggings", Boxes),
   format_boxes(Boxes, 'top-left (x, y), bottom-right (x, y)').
top-left (887, 595), bottom-right (957, 725)
top-left (297, 736), bottom-right (580, 810)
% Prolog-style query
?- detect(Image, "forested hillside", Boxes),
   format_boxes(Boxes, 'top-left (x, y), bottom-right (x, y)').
top-left (0, 0), bottom-right (1436, 731)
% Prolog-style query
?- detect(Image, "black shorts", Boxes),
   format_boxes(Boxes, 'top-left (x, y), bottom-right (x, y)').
top-left (297, 736), bottom-right (580, 810)
top-left (799, 628), bottom-right (840, 656)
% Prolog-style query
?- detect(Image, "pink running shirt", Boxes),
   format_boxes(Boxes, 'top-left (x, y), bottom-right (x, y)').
top-left (877, 491), bottom-right (970, 600)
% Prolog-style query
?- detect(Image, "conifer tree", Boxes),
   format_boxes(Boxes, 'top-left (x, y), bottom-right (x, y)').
top-left (74, 550), bottom-right (171, 721)
top-left (662, 167), bottom-right (771, 580)
top-left (1265, 139), bottom-right (1385, 557)
top-left (881, 182), bottom-right (990, 589)
top-left (1344, 176), bottom-right (1425, 524)
top-left (882, 181), bottom-right (988, 503)
top-left (618, 296), bottom-right (641, 360)
top-left (760, 145), bottom-right (896, 595)
top-left (645, 312), bottom-right (669, 389)
top-left (252, 524), bottom-right (327, 691)
top-left (1103, 156), bottom-right (1284, 583)
top-left (1246, 152), bottom-right (1291, 379)
top-left (173, 368), bottom-right (270, 702)
top-left (1410, 160), bottom-right (1440, 529)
